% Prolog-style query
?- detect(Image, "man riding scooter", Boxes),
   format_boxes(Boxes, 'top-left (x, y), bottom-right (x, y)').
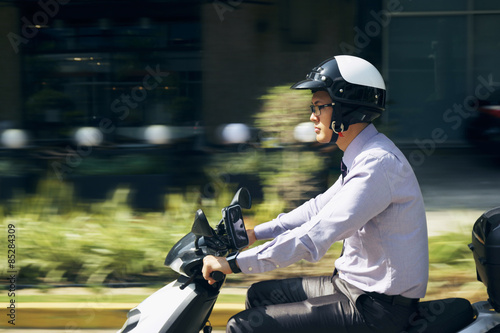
top-left (202, 55), bottom-right (429, 333)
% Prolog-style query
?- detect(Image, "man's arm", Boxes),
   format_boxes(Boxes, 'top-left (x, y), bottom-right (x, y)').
top-left (253, 178), bottom-right (343, 240)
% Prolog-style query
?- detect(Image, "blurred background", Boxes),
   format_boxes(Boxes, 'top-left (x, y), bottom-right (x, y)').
top-left (1, 0), bottom-right (500, 329)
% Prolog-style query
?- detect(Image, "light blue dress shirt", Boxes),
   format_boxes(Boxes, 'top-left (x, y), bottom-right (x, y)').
top-left (237, 124), bottom-right (429, 299)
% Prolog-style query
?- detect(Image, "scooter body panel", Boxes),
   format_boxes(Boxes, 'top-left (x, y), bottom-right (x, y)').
top-left (117, 188), bottom-right (251, 333)
top-left (458, 301), bottom-right (500, 333)
top-left (118, 277), bottom-right (219, 333)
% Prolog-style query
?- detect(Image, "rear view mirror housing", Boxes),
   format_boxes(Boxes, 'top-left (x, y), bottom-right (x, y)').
top-left (230, 188), bottom-right (252, 209)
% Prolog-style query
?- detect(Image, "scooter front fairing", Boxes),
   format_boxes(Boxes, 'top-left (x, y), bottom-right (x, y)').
top-left (118, 275), bottom-right (222, 333)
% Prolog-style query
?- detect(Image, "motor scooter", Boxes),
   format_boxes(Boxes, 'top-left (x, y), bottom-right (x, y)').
top-left (117, 187), bottom-right (251, 333)
top-left (117, 188), bottom-right (500, 333)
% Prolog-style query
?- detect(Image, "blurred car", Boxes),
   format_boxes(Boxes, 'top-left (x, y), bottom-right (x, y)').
top-left (465, 90), bottom-right (500, 155)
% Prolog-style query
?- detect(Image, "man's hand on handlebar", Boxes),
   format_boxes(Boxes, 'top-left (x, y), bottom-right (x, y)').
top-left (202, 255), bottom-right (232, 285)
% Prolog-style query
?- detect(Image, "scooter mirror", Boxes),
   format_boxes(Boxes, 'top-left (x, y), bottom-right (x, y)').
top-left (230, 187), bottom-right (252, 209)
top-left (191, 209), bottom-right (214, 238)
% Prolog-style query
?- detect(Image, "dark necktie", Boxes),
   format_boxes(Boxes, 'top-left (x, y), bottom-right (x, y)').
top-left (333, 160), bottom-right (348, 276)
top-left (341, 160), bottom-right (348, 180)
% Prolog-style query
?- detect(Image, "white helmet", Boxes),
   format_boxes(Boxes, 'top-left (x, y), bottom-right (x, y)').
top-left (291, 55), bottom-right (386, 134)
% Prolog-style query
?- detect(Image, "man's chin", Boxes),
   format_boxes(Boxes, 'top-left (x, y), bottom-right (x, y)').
top-left (316, 133), bottom-right (335, 144)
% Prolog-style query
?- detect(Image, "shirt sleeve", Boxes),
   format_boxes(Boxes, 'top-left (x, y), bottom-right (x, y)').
top-left (237, 153), bottom-right (394, 274)
top-left (253, 177), bottom-right (343, 240)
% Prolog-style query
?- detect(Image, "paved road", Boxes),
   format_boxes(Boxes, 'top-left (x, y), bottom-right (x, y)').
top-left (0, 331), bottom-right (121, 333)
top-left (410, 147), bottom-right (500, 212)
top-left (0, 330), bottom-right (225, 333)
top-left (0, 328), bottom-right (228, 333)
top-left (407, 147), bottom-right (500, 236)
top-left (0, 331), bottom-right (226, 333)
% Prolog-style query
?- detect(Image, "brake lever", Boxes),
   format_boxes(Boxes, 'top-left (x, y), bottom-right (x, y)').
top-left (179, 270), bottom-right (198, 290)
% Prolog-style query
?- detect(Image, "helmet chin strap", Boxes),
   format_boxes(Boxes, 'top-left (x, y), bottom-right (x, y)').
top-left (329, 102), bottom-right (346, 143)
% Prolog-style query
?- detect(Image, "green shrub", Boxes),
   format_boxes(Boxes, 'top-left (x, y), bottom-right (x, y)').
top-left (0, 179), bottom-right (289, 287)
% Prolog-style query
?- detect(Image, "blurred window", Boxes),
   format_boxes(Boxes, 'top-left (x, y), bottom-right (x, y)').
top-left (20, 3), bottom-right (202, 144)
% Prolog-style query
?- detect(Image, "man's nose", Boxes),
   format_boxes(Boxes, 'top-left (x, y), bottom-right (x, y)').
top-left (310, 112), bottom-right (318, 122)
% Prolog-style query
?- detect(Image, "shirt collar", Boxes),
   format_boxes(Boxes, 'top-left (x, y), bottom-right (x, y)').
top-left (342, 123), bottom-right (378, 171)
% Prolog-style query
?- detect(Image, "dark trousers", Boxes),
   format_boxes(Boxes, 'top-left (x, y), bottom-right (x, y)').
top-left (226, 276), bottom-right (418, 333)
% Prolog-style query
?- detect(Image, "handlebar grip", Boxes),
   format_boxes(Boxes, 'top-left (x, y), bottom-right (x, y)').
top-left (210, 271), bottom-right (225, 282)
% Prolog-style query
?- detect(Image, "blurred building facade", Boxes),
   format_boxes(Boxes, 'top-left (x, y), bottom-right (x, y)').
top-left (0, 0), bottom-right (499, 190)
top-left (1, 0), bottom-right (204, 145)
top-left (384, 1), bottom-right (500, 147)
top-left (0, 0), bottom-right (363, 147)
top-left (2, 0), bottom-right (499, 149)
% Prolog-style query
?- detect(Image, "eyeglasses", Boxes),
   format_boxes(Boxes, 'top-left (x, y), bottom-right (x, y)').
top-left (310, 102), bottom-right (335, 116)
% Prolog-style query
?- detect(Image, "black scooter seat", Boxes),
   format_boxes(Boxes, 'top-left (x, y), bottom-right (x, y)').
top-left (404, 298), bottom-right (474, 333)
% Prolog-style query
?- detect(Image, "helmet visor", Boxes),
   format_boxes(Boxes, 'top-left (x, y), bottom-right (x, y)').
top-left (291, 70), bottom-right (333, 90)
top-left (290, 78), bottom-right (326, 90)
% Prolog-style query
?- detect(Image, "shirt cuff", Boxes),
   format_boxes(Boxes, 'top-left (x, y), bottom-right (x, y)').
top-left (236, 244), bottom-right (281, 274)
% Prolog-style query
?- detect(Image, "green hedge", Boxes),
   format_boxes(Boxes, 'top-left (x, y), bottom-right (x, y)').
top-left (1, 179), bottom-right (285, 286)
